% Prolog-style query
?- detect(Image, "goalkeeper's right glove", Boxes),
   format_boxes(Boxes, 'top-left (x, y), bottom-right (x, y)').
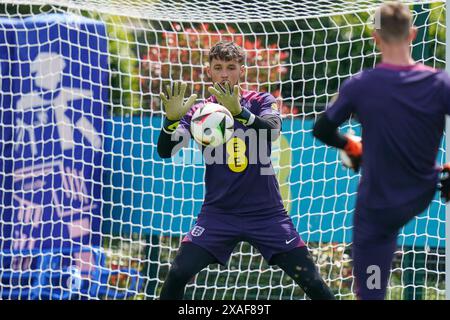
top-left (160, 82), bottom-right (197, 133)
top-left (339, 134), bottom-right (363, 173)
top-left (439, 163), bottom-right (450, 202)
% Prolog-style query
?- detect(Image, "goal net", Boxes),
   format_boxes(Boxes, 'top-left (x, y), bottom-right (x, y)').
top-left (0, 0), bottom-right (446, 300)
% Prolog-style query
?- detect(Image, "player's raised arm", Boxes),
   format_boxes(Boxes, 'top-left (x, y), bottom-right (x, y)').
top-left (157, 82), bottom-right (197, 158)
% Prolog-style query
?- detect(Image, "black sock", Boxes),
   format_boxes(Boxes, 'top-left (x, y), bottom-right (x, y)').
top-left (271, 246), bottom-right (336, 300)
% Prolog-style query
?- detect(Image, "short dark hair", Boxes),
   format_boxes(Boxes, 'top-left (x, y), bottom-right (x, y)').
top-left (376, 1), bottom-right (412, 43)
top-left (209, 41), bottom-right (245, 64)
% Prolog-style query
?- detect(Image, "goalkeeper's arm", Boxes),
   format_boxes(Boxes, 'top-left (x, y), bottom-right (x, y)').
top-left (157, 120), bottom-right (190, 158)
top-left (312, 113), bottom-right (348, 148)
top-left (253, 114), bottom-right (281, 141)
top-left (313, 113), bottom-right (362, 171)
top-left (235, 108), bottom-right (281, 141)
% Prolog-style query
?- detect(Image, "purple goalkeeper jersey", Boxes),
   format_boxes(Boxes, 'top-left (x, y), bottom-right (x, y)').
top-left (326, 63), bottom-right (450, 209)
top-left (179, 90), bottom-right (285, 215)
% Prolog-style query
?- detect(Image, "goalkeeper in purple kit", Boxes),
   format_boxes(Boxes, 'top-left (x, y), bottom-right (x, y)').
top-left (313, 1), bottom-right (450, 300)
top-left (157, 41), bottom-right (335, 300)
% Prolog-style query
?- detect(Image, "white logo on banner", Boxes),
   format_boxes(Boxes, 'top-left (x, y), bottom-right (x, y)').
top-left (14, 52), bottom-right (101, 155)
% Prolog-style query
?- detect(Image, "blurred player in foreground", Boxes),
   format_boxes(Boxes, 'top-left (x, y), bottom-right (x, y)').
top-left (157, 41), bottom-right (335, 300)
top-left (313, 1), bottom-right (450, 299)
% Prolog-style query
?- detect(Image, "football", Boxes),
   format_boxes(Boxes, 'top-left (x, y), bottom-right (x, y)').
top-left (190, 102), bottom-right (234, 147)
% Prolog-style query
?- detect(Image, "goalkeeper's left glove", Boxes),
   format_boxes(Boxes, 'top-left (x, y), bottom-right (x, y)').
top-left (207, 82), bottom-right (242, 116)
top-left (439, 163), bottom-right (450, 202)
top-left (160, 82), bottom-right (197, 121)
top-left (339, 134), bottom-right (362, 173)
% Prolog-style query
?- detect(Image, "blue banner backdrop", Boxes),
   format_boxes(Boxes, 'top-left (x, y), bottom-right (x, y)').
top-left (0, 14), bottom-right (108, 254)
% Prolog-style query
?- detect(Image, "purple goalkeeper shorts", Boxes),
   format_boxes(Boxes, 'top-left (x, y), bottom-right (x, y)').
top-left (182, 209), bottom-right (305, 265)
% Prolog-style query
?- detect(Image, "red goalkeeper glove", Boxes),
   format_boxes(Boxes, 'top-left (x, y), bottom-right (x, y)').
top-left (339, 134), bottom-right (363, 173)
top-left (439, 163), bottom-right (450, 202)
